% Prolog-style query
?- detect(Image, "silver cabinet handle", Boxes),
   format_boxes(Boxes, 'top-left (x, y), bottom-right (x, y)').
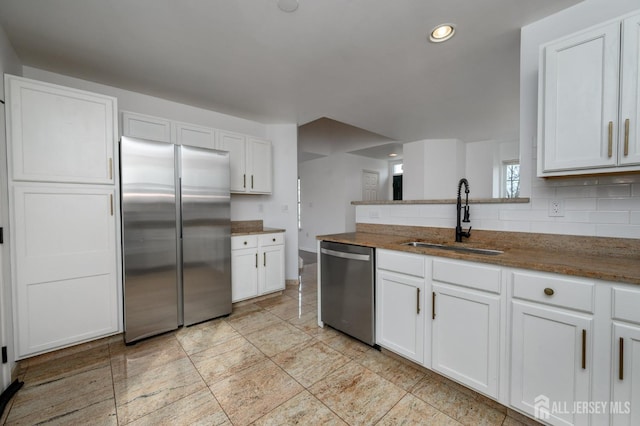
top-left (582, 329), bottom-right (587, 370)
top-left (608, 121), bottom-right (613, 158)
top-left (432, 292), bottom-right (436, 320)
top-left (320, 248), bottom-right (370, 261)
top-left (619, 337), bottom-right (624, 380)
top-left (624, 118), bottom-right (630, 157)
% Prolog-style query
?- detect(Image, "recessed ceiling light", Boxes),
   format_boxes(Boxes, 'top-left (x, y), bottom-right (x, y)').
top-left (429, 24), bottom-right (455, 43)
top-left (388, 153), bottom-right (398, 157)
top-left (277, 0), bottom-right (299, 13)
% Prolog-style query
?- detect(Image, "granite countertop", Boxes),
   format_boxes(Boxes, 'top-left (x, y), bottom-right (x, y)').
top-left (318, 225), bottom-right (640, 286)
top-left (232, 227), bottom-right (285, 236)
top-left (231, 220), bottom-right (285, 236)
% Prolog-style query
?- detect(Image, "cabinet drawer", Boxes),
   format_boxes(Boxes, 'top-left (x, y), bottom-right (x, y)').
top-left (432, 259), bottom-right (501, 294)
top-left (377, 249), bottom-right (425, 278)
top-left (259, 233), bottom-right (284, 247)
top-left (512, 271), bottom-right (594, 313)
top-left (612, 286), bottom-right (640, 324)
top-left (232, 235), bottom-right (258, 250)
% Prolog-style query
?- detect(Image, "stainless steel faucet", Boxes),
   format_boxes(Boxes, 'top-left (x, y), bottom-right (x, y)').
top-left (456, 178), bottom-right (471, 242)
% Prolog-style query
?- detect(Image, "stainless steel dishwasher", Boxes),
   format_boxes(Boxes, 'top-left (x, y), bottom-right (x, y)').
top-left (320, 241), bottom-right (375, 345)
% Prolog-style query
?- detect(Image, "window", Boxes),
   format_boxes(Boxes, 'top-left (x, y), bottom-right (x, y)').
top-left (392, 162), bottom-right (403, 175)
top-left (503, 161), bottom-right (520, 198)
top-left (297, 177), bottom-right (302, 230)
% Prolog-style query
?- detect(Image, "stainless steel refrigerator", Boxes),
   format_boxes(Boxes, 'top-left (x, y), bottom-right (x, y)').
top-left (120, 136), bottom-right (231, 344)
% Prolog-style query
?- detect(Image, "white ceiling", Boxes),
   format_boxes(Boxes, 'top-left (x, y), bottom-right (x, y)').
top-left (0, 0), bottom-right (581, 144)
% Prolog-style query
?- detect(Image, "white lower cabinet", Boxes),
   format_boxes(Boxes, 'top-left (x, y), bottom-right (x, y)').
top-left (13, 184), bottom-right (119, 358)
top-left (231, 246), bottom-right (259, 302)
top-left (231, 233), bottom-right (285, 302)
top-left (372, 248), bottom-right (638, 425)
top-left (510, 271), bottom-right (594, 426)
top-left (611, 323), bottom-right (640, 426)
top-left (611, 285), bottom-right (640, 426)
top-left (261, 243), bottom-right (285, 294)
top-left (431, 259), bottom-right (502, 399)
top-left (376, 249), bottom-right (426, 364)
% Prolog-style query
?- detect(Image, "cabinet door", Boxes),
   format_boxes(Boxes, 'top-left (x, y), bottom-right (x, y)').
top-left (175, 122), bottom-right (216, 149)
top-left (540, 22), bottom-right (620, 173)
top-left (260, 244), bottom-right (285, 294)
top-left (231, 248), bottom-right (258, 302)
top-left (121, 111), bottom-right (173, 142)
top-left (247, 138), bottom-right (272, 194)
top-left (510, 301), bottom-right (592, 426)
top-left (432, 283), bottom-right (500, 398)
top-left (6, 76), bottom-right (116, 184)
top-left (12, 184), bottom-right (119, 358)
top-left (217, 131), bottom-right (246, 192)
top-left (611, 323), bottom-right (640, 426)
top-left (620, 13), bottom-right (640, 166)
top-left (376, 270), bottom-right (424, 364)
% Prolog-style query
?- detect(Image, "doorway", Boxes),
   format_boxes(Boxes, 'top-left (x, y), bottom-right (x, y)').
top-left (362, 170), bottom-right (379, 201)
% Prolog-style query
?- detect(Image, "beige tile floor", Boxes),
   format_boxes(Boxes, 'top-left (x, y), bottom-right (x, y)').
top-left (2, 263), bottom-right (540, 425)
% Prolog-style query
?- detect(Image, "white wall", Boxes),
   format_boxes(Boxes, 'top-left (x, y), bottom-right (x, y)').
top-left (298, 153), bottom-right (389, 252)
top-left (402, 140), bottom-right (425, 200)
top-left (465, 139), bottom-right (519, 198)
top-left (403, 139), bottom-right (465, 199)
top-left (466, 140), bottom-right (498, 198)
top-left (22, 67), bottom-right (300, 279)
top-left (0, 23), bottom-right (22, 390)
top-left (358, 0), bottom-right (640, 239)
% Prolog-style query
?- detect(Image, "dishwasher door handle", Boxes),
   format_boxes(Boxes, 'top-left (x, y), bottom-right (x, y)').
top-left (321, 248), bottom-right (371, 261)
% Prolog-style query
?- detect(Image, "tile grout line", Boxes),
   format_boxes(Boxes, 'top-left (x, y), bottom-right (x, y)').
top-left (107, 341), bottom-right (120, 425)
top-left (178, 332), bottom-right (234, 425)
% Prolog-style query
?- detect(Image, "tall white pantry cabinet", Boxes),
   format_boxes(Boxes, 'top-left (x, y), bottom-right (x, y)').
top-left (4, 75), bottom-right (121, 359)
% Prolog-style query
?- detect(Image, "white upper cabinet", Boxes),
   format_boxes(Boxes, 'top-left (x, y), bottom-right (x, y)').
top-left (6, 76), bottom-right (117, 184)
top-left (121, 111), bottom-right (173, 142)
top-left (217, 131), bottom-right (247, 192)
top-left (538, 11), bottom-right (640, 176)
top-left (122, 112), bottom-right (216, 149)
top-left (620, 13), bottom-right (640, 166)
top-left (174, 121), bottom-right (216, 149)
top-left (247, 137), bottom-right (272, 194)
top-left (218, 131), bottom-right (272, 194)
top-left (121, 112), bottom-right (272, 195)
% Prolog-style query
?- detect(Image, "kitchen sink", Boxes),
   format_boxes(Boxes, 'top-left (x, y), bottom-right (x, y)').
top-left (402, 241), bottom-right (503, 256)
